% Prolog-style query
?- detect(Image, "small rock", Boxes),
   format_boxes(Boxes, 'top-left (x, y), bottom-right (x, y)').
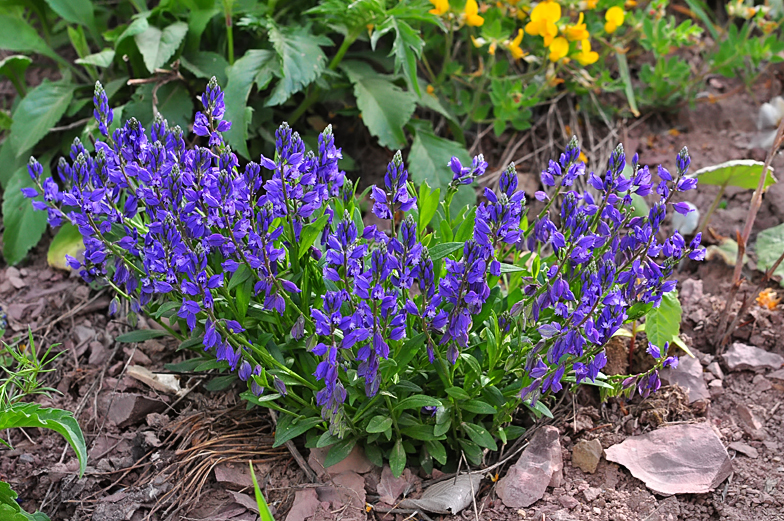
top-left (572, 439), bottom-right (603, 474)
top-left (496, 426), bottom-right (562, 508)
top-left (88, 341), bottom-right (110, 366)
top-left (550, 509), bottom-right (578, 521)
top-left (661, 355), bottom-right (710, 403)
top-left (583, 487), bottom-right (602, 502)
top-left (308, 445), bottom-right (375, 478)
top-left (107, 393), bottom-right (166, 428)
top-left (728, 442), bottom-right (759, 459)
top-left (722, 343), bottom-right (784, 372)
top-left (708, 379), bottom-right (724, 398)
top-left (605, 423), bottom-right (733, 495)
top-left (317, 471), bottom-right (366, 509)
top-left (752, 374), bottom-right (772, 392)
top-left (377, 466), bottom-right (417, 505)
top-left (74, 324), bottom-right (96, 345)
top-left (8, 275), bottom-right (25, 289)
top-left (215, 462), bottom-right (258, 488)
top-left (593, 507), bottom-right (602, 515)
top-left (285, 489), bottom-right (320, 521)
top-left (707, 362), bottom-right (724, 380)
top-left (768, 368), bottom-right (784, 381)
top-left (558, 495), bottom-right (578, 509)
top-left (737, 404), bottom-right (766, 439)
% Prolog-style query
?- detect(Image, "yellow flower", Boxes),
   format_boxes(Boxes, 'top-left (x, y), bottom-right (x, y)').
top-left (505, 28), bottom-right (526, 60)
top-left (429, 0), bottom-right (449, 15)
top-left (579, 151), bottom-right (588, 164)
top-left (525, 1), bottom-right (561, 46)
top-left (581, 0), bottom-right (598, 8)
top-left (575, 38), bottom-right (598, 65)
top-left (625, 0), bottom-right (637, 6)
top-left (548, 36), bottom-right (569, 62)
top-left (604, 6), bottom-right (625, 33)
top-left (465, 0), bottom-right (485, 26)
top-left (426, 84), bottom-right (436, 95)
top-left (757, 288), bottom-right (781, 310)
top-left (564, 12), bottom-right (589, 41)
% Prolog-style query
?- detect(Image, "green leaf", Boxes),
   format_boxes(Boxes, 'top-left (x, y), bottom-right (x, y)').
top-left (461, 399), bottom-right (496, 415)
top-left (626, 302), bottom-right (653, 322)
top-left (135, 22), bottom-right (189, 73)
top-left (424, 440), bottom-right (447, 465)
top-left (341, 60), bottom-right (416, 150)
top-left (408, 127), bottom-right (476, 210)
top-left (689, 160), bottom-right (777, 191)
top-left (756, 222), bottom-right (784, 286)
top-left (266, 24), bottom-right (330, 106)
top-left (616, 52), bottom-right (639, 117)
top-left (0, 55), bottom-right (32, 88)
top-left (298, 214), bottom-right (329, 259)
top-left (417, 181), bottom-right (440, 232)
top-left (644, 290), bottom-right (682, 351)
top-left (75, 49), bottom-right (116, 68)
top-left (47, 224), bottom-right (83, 271)
top-left (401, 424), bottom-right (444, 441)
top-left (44, 0), bottom-right (95, 29)
top-left (223, 49), bottom-right (278, 158)
top-left (458, 438), bottom-right (482, 465)
top-left (324, 437), bottom-right (357, 467)
top-left (428, 242), bottom-right (463, 262)
top-left (0, 15), bottom-right (59, 61)
top-left (390, 438), bottom-right (406, 478)
top-left (372, 17), bottom-right (423, 95)
top-left (366, 415), bottom-right (393, 433)
top-left (9, 80), bottom-right (76, 157)
top-left (394, 394), bottom-right (441, 413)
top-left (180, 52), bottom-right (229, 85)
top-left (228, 264), bottom-right (253, 290)
top-left (273, 415), bottom-right (323, 447)
top-left (116, 329), bottom-right (170, 342)
top-left (124, 82), bottom-right (194, 135)
top-left (364, 443), bottom-right (383, 468)
top-left (0, 403), bottom-right (86, 476)
top-left (249, 463), bottom-right (275, 521)
top-left (444, 387), bottom-right (470, 400)
top-left (3, 173), bottom-right (48, 265)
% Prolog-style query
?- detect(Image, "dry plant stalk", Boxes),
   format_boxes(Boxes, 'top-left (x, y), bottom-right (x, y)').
top-left (715, 117), bottom-right (784, 349)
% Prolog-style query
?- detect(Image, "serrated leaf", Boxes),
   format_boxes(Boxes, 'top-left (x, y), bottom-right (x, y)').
top-left (135, 22), bottom-right (188, 73)
top-left (0, 403), bottom-right (86, 476)
top-left (756, 222), bottom-right (784, 286)
top-left (266, 24), bottom-right (330, 106)
top-left (75, 49), bottom-right (115, 68)
top-left (9, 80), bottom-right (76, 156)
top-left (689, 160), bottom-right (777, 190)
top-left (47, 224), bottom-right (83, 271)
top-left (390, 438), bottom-right (406, 478)
top-left (180, 52), bottom-right (229, 85)
top-left (408, 128), bottom-right (476, 210)
top-left (644, 290), bottom-right (682, 351)
top-left (3, 172), bottom-right (48, 265)
top-left (223, 50), bottom-right (278, 158)
top-left (0, 15), bottom-right (59, 60)
top-left (116, 329), bottom-right (170, 342)
top-left (341, 60), bottom-right (416, 150)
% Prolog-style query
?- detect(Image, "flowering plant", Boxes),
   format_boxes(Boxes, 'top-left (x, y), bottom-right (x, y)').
top-left (25, 79), bottom-right (702, 475)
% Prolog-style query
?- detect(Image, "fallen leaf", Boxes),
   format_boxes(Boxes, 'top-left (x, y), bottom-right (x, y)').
top-left (398, 474), bottom-right (482, 514)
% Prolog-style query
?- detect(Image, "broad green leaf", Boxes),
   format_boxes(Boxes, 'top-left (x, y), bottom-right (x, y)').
top-left (390, 438), bottom-right (406, 478)
top-left (0, 138), bottom-right (28, 189)
top-left (186, 7), bottom-right (221, 52)
top-left (424, 440), bottom-right (447, 465)
top-left (0, 110), bottom-right (10, 131)
top-left (0, 403), bottom-right (86, 476)
top-left (298, 214), bottom-right (330, 259)
top-left (756, 222), bottom-right (784, 286)
top-left (408, 128), bottom-right (476, 210)
top-left (273, 415), bottom-right (323, 447)
top-left (342, 60), bottom-right (416, 150)
top-left (444, 386), bottom-right (470, 400)
top-left (135, 22), bottom-right (188, 73)
top-left (180, 52), bottom-right (229, 85)
top-left (223, 50), bottom-right (278, 158)
top-left (324, 437), bottom-right (357, 467)
top-left (364, 443), bottom-right (383, 468)
top-left (366, 415), bottom-right (393, 433)
top-left (372, 17), bottom-right (423, 95)
top-left (249, 463), bottom-right (276, 521)
top-left (0, 55), bottom-right (32, 89)
top-left (461, 399), bottom-right (496, 415)
top-left (401, 424), bottom-right (444, 441)
top-left (706, 237), bottom-right (748, 267)
top-left (3, 173), bottom-right (48, 265)
top-left (47, 224), bottom-right (83, 271)
top-left (116, 329), bottom-right (170, 342)
top-left (462, 422), bottom-right (497, 450)
top-left (266, 24), bottom-right (330, 106)
top-left (689, 160), bottom-right (777, 191)
top-left (429, 242), bottom-right (463, 262)
top-left (44, 0), bottom-right (95, 29)
top-left (117, 18), bottom-right (150, 44)
top-left (644, 290), bottom-right (682, 351)
top-left (9, 80), bottom-right (76, 157)
top-left (393, 394), bottom-right (441, 412)
top-left (75, 49), bottom-right (116, 68)
top-left (124, 82), bottom-right (194, 135)
top-left (458, 438), bottom-right (483, 465)
top-left (0, 15), bottom-right (58, 60)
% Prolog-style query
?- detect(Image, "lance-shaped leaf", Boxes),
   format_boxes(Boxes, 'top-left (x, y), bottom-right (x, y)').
top-left (9, 79), bottom-right (76, 157)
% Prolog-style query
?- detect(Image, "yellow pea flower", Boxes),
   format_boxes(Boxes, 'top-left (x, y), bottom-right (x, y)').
top-left (604, 6), bottom-right (625, 33)
top-left (505, 29), bottom-right (526, 60)
top-left (426, 84), bottom-right (436, 95)
top-left (525, 1), bottom-right (561, 46)
top-left (575, 39), bottom-right (598, 65)
top-left (564, 12), bottom-right (589, 41)
top-left (579, 151), bottom-right (588, 164)
top-left (465, 0), bottom-right (485, 26)
top-left (625, 0), bottom-right (637, 6)
top-left (548, 36), bottom-right (569, 62)
top-left (429, 0), bottom-right (449, 15)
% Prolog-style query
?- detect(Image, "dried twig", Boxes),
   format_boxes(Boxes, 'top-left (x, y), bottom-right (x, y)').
top-left (268, 409), bottom-right (318, 482)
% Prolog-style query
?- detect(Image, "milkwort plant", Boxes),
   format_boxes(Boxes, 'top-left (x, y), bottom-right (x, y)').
top-left (24, 78), bottom-right (703, 475)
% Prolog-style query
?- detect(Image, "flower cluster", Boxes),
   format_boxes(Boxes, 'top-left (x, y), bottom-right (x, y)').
top-left (25, 79), bottom-right (703, 460)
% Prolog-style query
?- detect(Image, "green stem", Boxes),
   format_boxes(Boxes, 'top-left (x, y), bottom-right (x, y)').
top-left (696, 183), bottom-right (726, 236)
top-left (383, 394), bottom-right (402, 439)
top-left (224, 0), bottom-right (235, 65)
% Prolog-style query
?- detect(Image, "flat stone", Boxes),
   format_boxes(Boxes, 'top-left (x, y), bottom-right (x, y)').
top-left (496, 425), bottom-right (562, 508)
top-left (660, 355), bottom-right (710, 403)
top-left (8, 275), bottom-right (25, 289)
top-left (722, 343), bottom-right (784, 372)
top-left (572, 439), bottom-right (603, 474)
top-left (308, 445), bottom-right (375, 478)
top-left (605, 423), bottom-right (733, 495)
top-left (737, 404), bottom-right (766, 440)
top-left (582, 487), bottom-right (602, 502)
top-left (107, 393), bottom-right (166, 428)
top-left (728, 442), bottom-right (759, 459)
top-left (708, 379), bottom-right (724, 398)
top-left (285, 489), bottom-right (320, 521)
top-left (214, 462), bottom-right (255, 488)
top-left (707, 362), bottom-right (724, 380)
top-left (558, 495), bottom-right (579, 509)
top-left (768, 368), bottom-right (784, 381)
top-left (316, 471), bottom-right (366, 510)
top-left (752, 374), bottom-right (772, 392)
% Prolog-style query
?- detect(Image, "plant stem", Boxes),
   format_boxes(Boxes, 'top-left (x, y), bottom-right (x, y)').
top-left (696, 183), bottom-right (726, 236)
top-left (224, 0), bottom-right (235, 65)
